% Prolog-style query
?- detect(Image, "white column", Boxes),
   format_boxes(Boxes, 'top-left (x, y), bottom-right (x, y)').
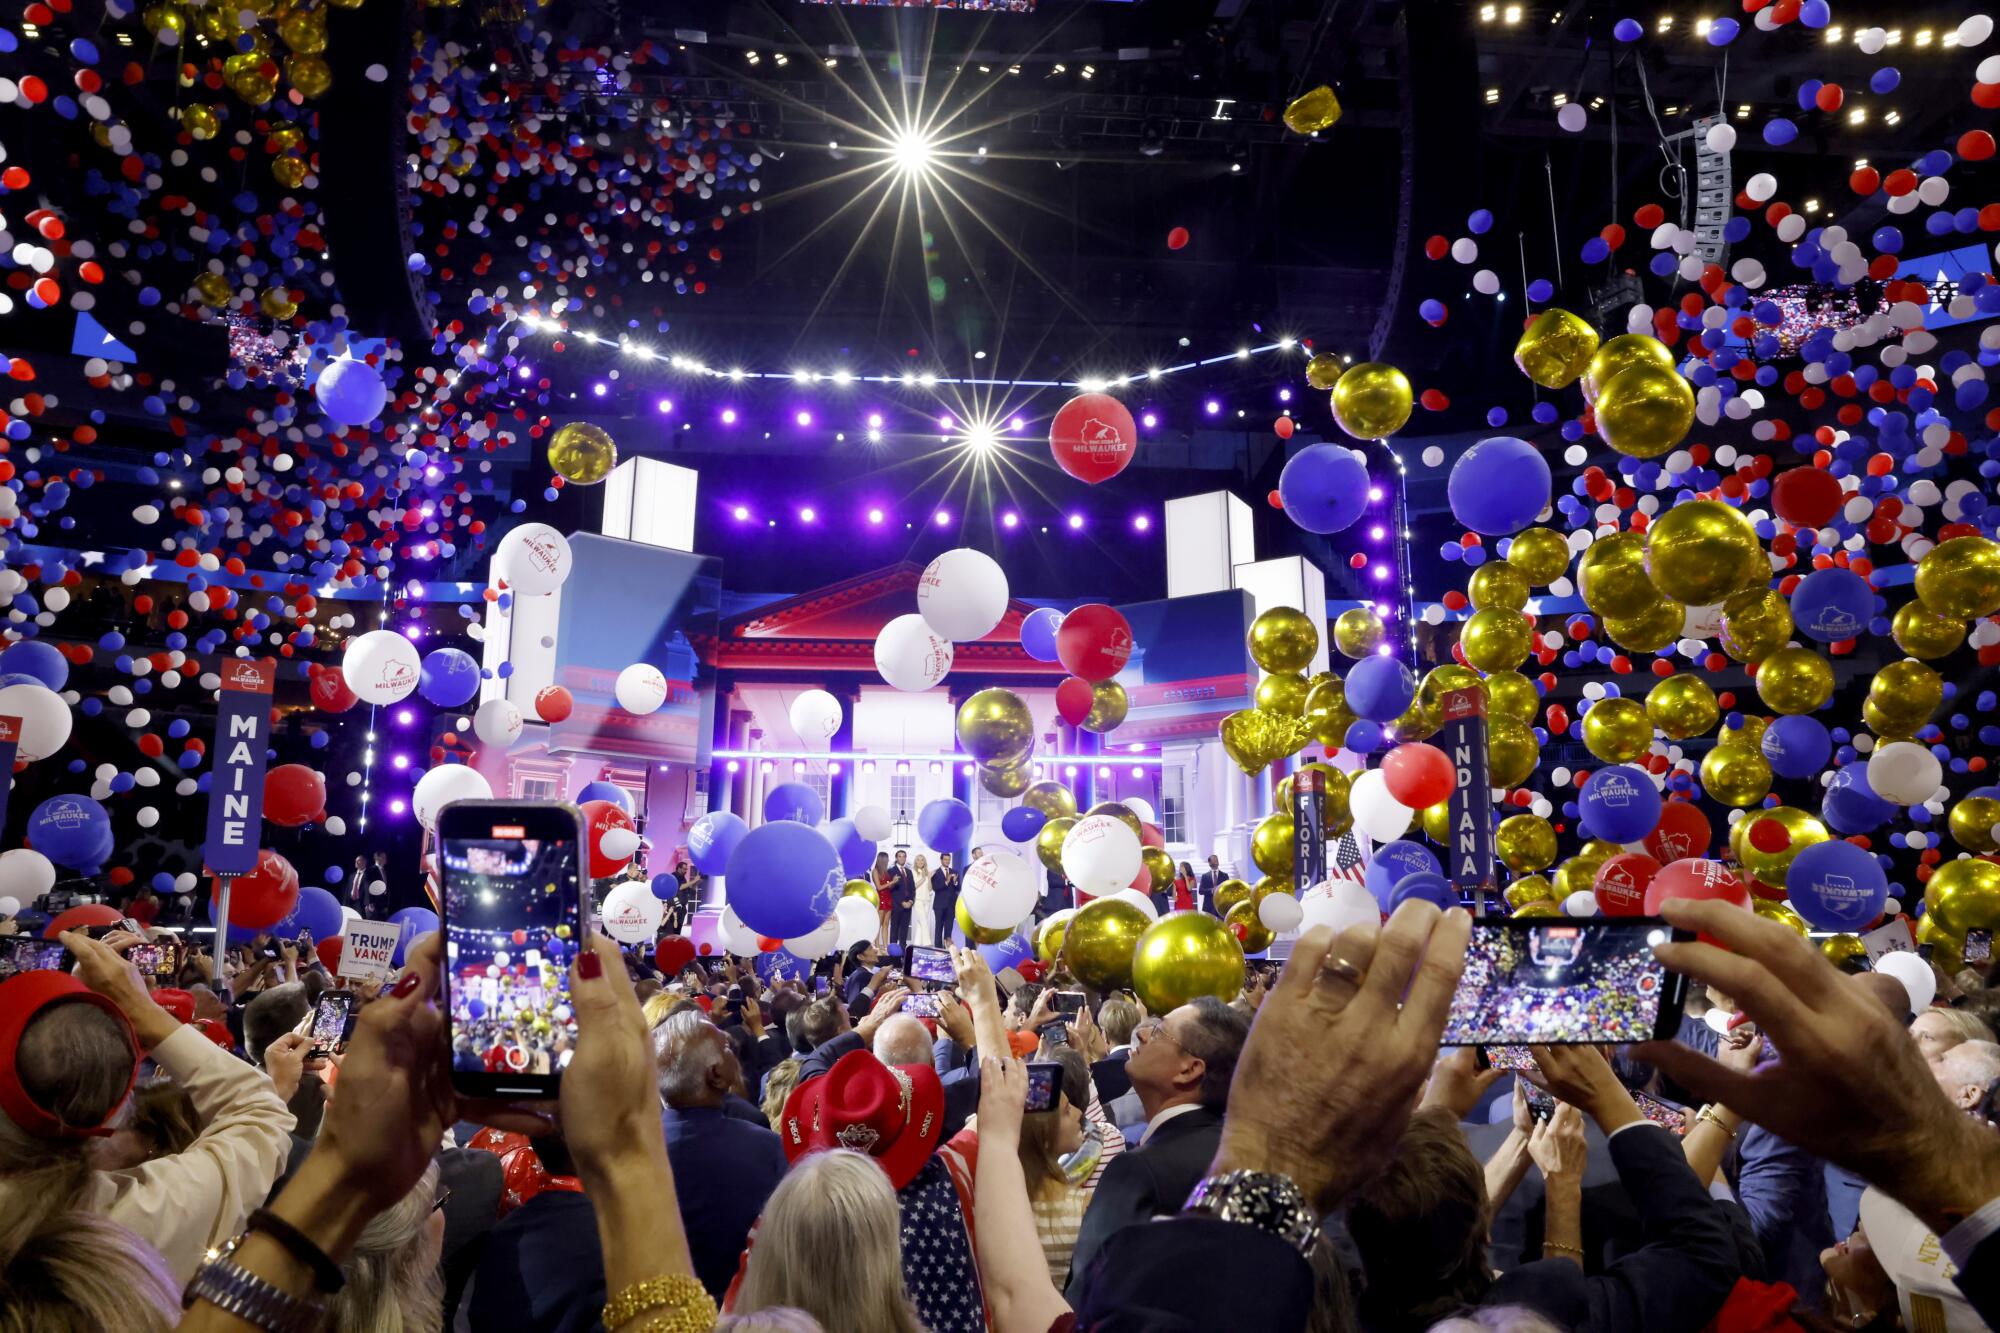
top-left (601, 456), bottom-right (698, 552)
top-left (1165, 491), bottom-right (1256, 598)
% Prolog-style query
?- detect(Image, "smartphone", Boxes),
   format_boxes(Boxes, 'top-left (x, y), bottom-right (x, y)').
top-left (1633, 1091), bottom-right (1688, 1136)
top-left (1037, 1018), bottom-right (1069, 1047)
top-left (0, 937), bottom-right (67, 976)
top-left (905, 945), bottom-right (956, 985)
top-left (1967, 929), bottom-right (1993, 966)
top-left (1024, 1060), bottom-right (1063, 1113)
top-left (1523, 1080), bottom-right (1557, 1122)
top-left (1442, 919), bottom-right (1693, 1046)
top-left (306, 991), bottom-right (359, 1060)
top-left (813, 975), bottom-right (830, 995)
top-left (437, 800), bottom-right (587, 1099)
top-left (127, 944), bottom-right (166, 977)
top-left (902, 993), bottom-right (942, 1018)
top-left (1052, 990), bottom-right (1085, 1016)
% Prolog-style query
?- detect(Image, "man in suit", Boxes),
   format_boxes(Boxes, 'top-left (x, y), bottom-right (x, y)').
top-left (888, 849), bottom-right (918, 948)
top-left (1196, 854), bottom-right (1229, 915)
top-left (1091, 995), bottom-right (1141, 1107)
top-left (1062, 994), bottom-right (1250, 1303)
top-left (930, 852), bottom-right (961, 946)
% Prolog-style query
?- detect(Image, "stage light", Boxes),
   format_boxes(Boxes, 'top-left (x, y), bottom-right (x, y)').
top-left (389, 799), bottom-right (407, 815)
top-left (721, 408), bottom-right (738, 424)
top-left (396, 709), bottom-right (414, 725)
top-left (1065, 765), bottom-right (1078, 777)
top-left (1009, 417), bottom-right (1026, 432)
top-left (1278, 388), bottom-right (1292, 402)
top-left (1368, 487), bottom-right (1384, 501)
top-left (889, 124), bottom-right (938, 176)
top-left (795, 409), bottom-right (813, 426)
top-left (517, 365), bottom-right (533, 379)
top-left (732, 505), bottom-right (750, 521)
top-left (657, 398), bottom-right (674, 414)
top-left (800, 506), bottom-right (817, 523)
top-left (934, 511), bottom-right (951, 527)
top-left (726, 760), bottom-right (740, 773)
top-left (1131, 766), bottom-right (1145, 779)
top-left (1067, 513), bottom-right (1085, 530)
top-left (1133, 514), bottom-right (1151, 532)
top-left (960, 421), bottom-right (999, 453)
top-left (939, 414), bottom-right (956, 429)
top-left (1372, 566), bottom-right (1390, 581)
top-left (1376, 643), bottom-right (1393, 656)
top-left (391, 754), bottom-right (410, 770)
top-left (1205, 399), bottom-right (1222, 416)
top-left (1371, 525), bottom-right (1385, 540)
top-left (1141, 412), bottom-right (1158, 428)
top-left (867, 508), bottom-right (885, 524)
top-left (867, 412), bottom-right (885, 429)
top-left (1001, 512), bottom-right (1019, 529)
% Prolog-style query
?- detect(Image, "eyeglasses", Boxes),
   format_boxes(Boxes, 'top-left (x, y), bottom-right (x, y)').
top-left (430, 1186), bottom-right (453, 1216)
top-left (1133, 1018), bottom-right (1180, 1052)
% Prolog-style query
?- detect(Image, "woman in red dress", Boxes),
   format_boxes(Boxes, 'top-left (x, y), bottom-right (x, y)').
top-left (1172, 861), bottom-right (1196, 912)
top-left (871, 851), bottom-right (895, 948)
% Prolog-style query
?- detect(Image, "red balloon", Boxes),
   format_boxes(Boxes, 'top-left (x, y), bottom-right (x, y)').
top-left (580, 799), bottom-right (636, 879)
top-left (1594, 852), bottom-right (1661, 917)
top-left (308, 665), bottom-right (359, 714)
top-left (536, 686), bottom-right (574, 723)
top-left (1643, 858), bottom-right (1750, 916)
top-left (756, 935), bottom-right (784, 953)
top-left (1140, 822), bottom-right (1165, 849)
top-left (1049, 393), bottom-right (1138, 485)
top-left (316, 936), bottom-right (344, 972)
top-left (510, 928), bottom-right (528, 945)
top-left (1055, 604), bottom-right (1135, 682)
top-left (264, 763), bottom-right (326, 828)
top-left (1771, 467), bottom-right (1843, 529)
top-left (1055, 676), bottom-right (1095, 727)
top-left (42, 901), bottom-right (123, 939)
top-left (1961, 130), bottom-right (1997, 163)
top-left (1379, 743), bottom-right (1454, 809)
top-left (210, 849), bottom-right (300, 930)
top-left (1746, 816), bottom-right (1792, 854)
top-left (1274, 416), bottom-right (1296, 439)
top-left (655, 936), bottom-right (696, 974)
top-left (1166, 226), bottom-right (1190, 250)
top-left (1643, 800), bottom-right (1712, 864)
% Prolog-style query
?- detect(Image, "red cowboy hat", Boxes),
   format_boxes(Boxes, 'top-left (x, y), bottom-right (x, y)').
top-left (779, 1050), bottom-right (944, 1192)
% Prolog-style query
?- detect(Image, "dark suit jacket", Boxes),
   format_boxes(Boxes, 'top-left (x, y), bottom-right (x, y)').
top-left (891, 865), bottom-right (917, 910)
top-left (464, 1191), bottom-right (604, 1333)
top-left (1957, 1230), bottom-right (2000, 1328)
top-left (438, 1146), bottom-right (504, 1322)
top-left (1074, 1214), bottom-right (1314, 1331)
top-left (661, 1104), bottom-right (790, 1300)
top-left (1062, 1104), bottom-right (1224, 1305)
top-left (1091, 1049), bottom-right (1133, 1105)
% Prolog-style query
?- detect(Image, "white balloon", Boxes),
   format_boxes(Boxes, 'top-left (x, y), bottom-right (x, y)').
top-left (717, 904), bottom-right (762, 956)
top-left (1744, 173), bottom-right (1777, 202)
top-left (1875, 950), bottom-right (1936, 1014)
top-left (494, 522), bottom-right (573, 596)
top-left (324, 815), bottom-right (348, 836)
top-left (852, 804), bottom-right (894, 843)
top-left (875, 613), bottom-right (954, 691)
top-left (1866, 741), bottom-right (1942, 806)
top-left (918, 548), bottom-right (1010, 642)
top-left (1349, 768), bottom-right (1415, 842)
top-left (1958, 14), bottom-right (1994, 47)
top-left (788, 689), bottom-right (843, 751)
top-left (1122, 797), bottom-right (1158, 825)
top-left (601, 882), bottom-right (665, 944)
top-left (1258, 891), bottom-right (1304, 933)
top-left (1562, 890), bottom-right (1600, 917)
top-left (341, 630), bottom-right (421, 705)
top-left (963, 850), bottom-right (1040, 930)
top-left (833, 896), bottom-right (879, 952)
top-left (0, 682), bottom-right (70, 762)
top-left (600, 827), bottom-right (641, 861)
top-left (1113, 889), bottom-right (1160, 921)
top-left (473, 697), bottom-right (524, 749)
top-left (1061, 815), bottom-right (1143, 896)
top-left (0, 848), bottom-right (55, 900)
top-left (1556, 103), bottom-right (1587, 132)
top-left (0, 895), bottom-right (17, 918)
top-left (1299, 880), bottom-right (1380, 934)
top-left (614, 663), bottom-right (668, 715)
top-left (785, 912), bottom-right (841, 959)
top-left (1704, 123), bottom-right (1737, 154)
top-left (411, 764), bottom-right (493, 830)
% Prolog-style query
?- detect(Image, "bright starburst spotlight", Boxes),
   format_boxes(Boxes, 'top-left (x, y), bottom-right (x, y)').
top-left (959, 420), bottom-right (1000, 454)
top-left (888, 123), bottom-right (938, 177)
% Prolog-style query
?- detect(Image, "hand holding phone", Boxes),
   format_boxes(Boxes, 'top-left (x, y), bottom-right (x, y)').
top-left (905, 946), bottom-right (956, 985)
top-left (1023, 1060), bottom-right (1063, 1113)
top-left (902, 993), bottom-right (942, 1019)
top-left (1443, 919), bottom-right (1691, 1046)
top-left (307, 991), bottom-right (359, 1061)
top-left (1052, 990), bottom-right (1085, 1016)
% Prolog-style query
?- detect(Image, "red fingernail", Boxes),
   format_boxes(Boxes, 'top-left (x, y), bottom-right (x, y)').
top-left (578, 950), bottom-right (603, 980)
top-left (388, 973), bottom-right (420, 999)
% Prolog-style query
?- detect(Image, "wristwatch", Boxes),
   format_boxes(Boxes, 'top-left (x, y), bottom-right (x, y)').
top-left (1181, 1170), bottom-right (1321, 1258)
top-left (182, 1233), bottom-right (327, 1333)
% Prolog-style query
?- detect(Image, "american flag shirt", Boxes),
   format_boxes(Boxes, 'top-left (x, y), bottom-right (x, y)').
top-left (898, 1154), bottom-right (987, 1333)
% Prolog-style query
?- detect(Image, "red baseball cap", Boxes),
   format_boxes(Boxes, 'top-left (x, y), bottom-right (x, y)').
top-left (779, 1050), bottom-right (944, 1192)
top-left (0, 971), bottom-right (139, 1139)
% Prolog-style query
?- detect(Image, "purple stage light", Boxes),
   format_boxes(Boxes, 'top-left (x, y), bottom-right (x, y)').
top-left (396, 709), bottom-right (414, 725)
top-left (1368, 486), bottom-right (1384, 501)
top-left (1370, 525), bottom-right (1385, 540)
top-left (1097, 766), bottom-right (1111, 778)
top-left (1375, 643), bottom-right (1392, 656)
top-left (1009, 417), bottom-right (1026, 432)
top-left (867, 412), bottom-right (885, 429)
top-left (592, 382), bottom-right (607, 397)
top-left (726, 760), bottom-right (740, 773)
top-left (1278, 388), bottom-right (1292, 403)
top-left (938, 414), bottom-right (955, 429)
top-left (795, 409), bottom-right (813, 427)
top-left (391, 754), bottom-right (410, 770)
top-left (657, 398), bottom-right (674, 414)
top-left (1204, 399), bottom-right (1222, 416)
top-left (389, 799), bottom-right (407, 815)
top-left (862, 760), bottom-right (876, 773)
top-left (1371, 566), bottom-right (1389, 581)
top-left (721, 408), bottom-right (738, 424)
top-left (1001, 512), bottom-right (1019, 529)
top-left (731, 504), bottom-right (750, 521)
top-left (793, 759), bottom-right (806, 772)
top-left (897, 760), bottom-right (911, 773)
top-left (962, 763), bottom-right (975, 776)
top-left (930, 761), bottom-right (944, 774)
top-left (1375, 602), bottom-right (1392, 616)
top-left (1141, 412), bottom-right (1158, 429)
top-left (799, 506), bottom-right (817, 523)
top-left (518, 366), bottom-right (533, 379)
top-left (1064, 765), bottom-right (1078, 777)
top-left (933, 511), bottom-right (951, 527)
top-left (1130, 766), bottom-right (1145, 778)
top-left (1067, 513), bottom-right (1084, 530)
top-left (867, 508), bottom-right (885, 524)
top-left (828, 761), bottom-right (842, 775)
top-left (1133, 514), bottom-right (1151, 531)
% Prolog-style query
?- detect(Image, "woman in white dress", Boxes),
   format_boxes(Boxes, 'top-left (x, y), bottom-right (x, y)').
top-left (909, 853), bottom-right (936, 953)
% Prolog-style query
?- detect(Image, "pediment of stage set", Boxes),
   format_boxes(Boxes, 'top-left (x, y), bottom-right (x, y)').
top-left (709, 562), bottom-right (1069, 673)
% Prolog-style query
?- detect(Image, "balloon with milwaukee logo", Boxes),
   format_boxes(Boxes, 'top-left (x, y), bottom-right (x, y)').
top-left (420, 648), bottom-right (481, 708)
top-left (473, 697), bottom-right (524, 750)
top-left (411, 763), bottom-right (492, 831)
top-left (1578, 765), bottom-right (1661, 844)
top-left (1364, 840), bottom-right (1441, 911)
top-left (786, 688), bottom-right (841, 749)
top-left (725, 820), bottom-right (844, 940)
top-left (1061, 813), bottom-right (1144, 896)
top-left (962, 850), bottom-right (1040, 931)
top-left (1643, 859), bottom-right (1750, 916)
top-left (615, 663), bottom-right (668, 716)
top-left (308, 665), bottom-right (359, 714)
top-left (26, 794), bottom-right (114, 874)
top-left (919, 548), bottom-right (1010, 642)
top-left (1789, 567), bottom-right (1874, 644)
top-left (581, 799), bottom-right (638, 878)
top-left (263, 764), bottom-right (326, 827)
top-left (1056, 604), bottom-right (1134, 682)
top-left (1642, 801), bottom-right (1711, 864)
top-left (494, 522), bottom-right (573, 596)
top-left (1049, 392), bottom-right (1138, 484)
top-left (1593, 852), bottom-right (1660, 917)
top-left (600, 881), bottom-right (665, 945)
top-left (1785, 839), bottom-right (1888, 932)
top-left (341, 629), bottom-right (421, 705)
top-left (687, 810), bottom-right (748, 876)
top-left (1761, 715), bottom-right (1833, 780)
top-left (875, 613), bottom-right (954, 692)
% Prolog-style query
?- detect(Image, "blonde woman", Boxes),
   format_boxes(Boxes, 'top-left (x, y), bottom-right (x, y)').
top-left (323, 1161), bottom-right (445, 1333)
top-left (733, 1150), bottom-right (925, 1333)
top-left (910, 854), bottom-right (936, 951)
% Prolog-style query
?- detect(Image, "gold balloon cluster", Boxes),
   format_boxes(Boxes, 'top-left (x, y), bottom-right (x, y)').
top-left (1516, 321), bottom-right (1692, 458)
top-left (1864, 659), bottom-right (1942, 740)
top-left (1330, 362), bottom-right (1413, 440)
top-left (1131, 911), bottom-right (1247, 1014)
top-left (1890, 600), bottom-right (1966, 660)
top-left (1754, 646), bottom-right (1834, 716)
top-left (1644, 500), bottom-right (1765, 607)
top-left (958, 689), bottom-right (1038, 797)
top-left (1595, 361), bottom-right (1696, 459)
top-left (1220, 706), bottom-right (1312, 776)
top-left (1468, 562), bottom-right (1529, 612)
top-left (1283, 86), bottom-right (1343, 135)
top-left (1513, 309), bottom-right (1600, 389)
top-left (1699, 724), bottom-right (1774, 808)
top-left (1577, 532), bottom-right (1657, 620)
top-left (142, 0), bottom-right (343, 106)
top-left (548, 423), bottom-right (618, 485)
top-left (1251, 813), bottom-right (1294, 878)
top-left (1249, 607), bottom-right (1319, 672)
top-left (1948, 796), bottom-right (2000, 853)
top-left (1646, 674), bottom-right (1719, 741)
top-left (1719, 587), bottom-right (1793, 663)
top-left (1507, 528), bottom-right (1573, 586)
top-left (1460, 608), bottom-right (1533, 673)
top-left (1333, 607), bottom-right (1385, 659)
top-left (1583, 334), bottom-right (1679, 403)
top-left (1495, 814), bottom-right (1557, 874)
top-left (1303, 673), bottom-right (1356, 749)
top-left (1580, 695), bottom-right (1650, 764)
top-left (1062, 897), bottom-right (1152, 991)
top-left (1914, 535), bottom-right (2000, 620)
top-left (1925, 857), bottom-right (2000, 940)
top-left (1035, 816), bottom-right (1078, 874)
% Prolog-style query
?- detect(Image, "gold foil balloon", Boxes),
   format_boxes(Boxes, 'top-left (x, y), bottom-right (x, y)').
top-left (1722, 714), bottom-right (1769, 753)
top-left (1022, 782), bottom-right (1078, 821)
top-left (1821, 933), bottom-right (1867, 967)
top-left (1752, 897), bottom-right (1811, 937)
top-left (1754, 646), bottom-right (1834, 715)
top-left (1223, 900), bottom-right (1275, 954)
top-left (1487, 716), bottom-right (1540, 789)
top-left (286, 54), bottom-right (332, 98)
top-left (1080, 680), bottom-right (1129, 734)
top-left (1421, 799), bottom-right (1452, 844)
top-left (1581, 696), bottom-right (1652, 764)
top-left (1890, 601), bottom-right (1966, 660)
top-left (1304, 674), bottom-right (1357, 749)
top-left (956, 898), bottom-right (1014, 946)
top-left (1035, 816), bottom-right (1078, 873)
top-left (1644, 500), bottom-right (1765, 607)
top-left (1277, 761), bottom-right (1353, 835)
top-left (182, 103), bottom-right (220, 140)
top-left (1141, 845), bottom-right (1176, 893)
top-left (1506, 528), bottom-right (1573, 586)
top-left (1603, 599), bottom-right (1684, 653)
top-left (1064, 898), bottom-right (1151, 991)
top-left (547, 422), bottom-right (618, 485)
top-left (1459, 608), bottom-right (1532, 672)
top-left (258, 287), bottom-right (297, 320)
top-left (1388, 696), bottom-right (1442, 744)
top-left (1582, 333), bottom-right (1678, 403)
top-left (1333, 607), bottom-right (1386, 659)
top-left (1482, 670), bottom-right (1539, 724)
top-left (1513, 900), bottom-right (1565, 919)
top-left (1738, 807), bottom-right (1829, 888)
top-left (1305, 353), bottom-right (1344, 391)
top-left (842, 878), bottom-right (880, 909)
top-left (1255, 672), bottom-right (1311, 718)
top-left (1646, 674), bottom-right (1719, 741)
top-left (1468, 561), bottom-right (1530, 612)
top-left (1495, 814), bottom-right (1558, 874)
top-left (1131, 912), bottom-right (1247, 1015)
top-left (1220, 708), bottom-right (1312, 775)
top-left (958, 688), bottom-right (1036, 765)
top-left (1512, 308), bottom-right (1600, 389)
top-left (1860, 699), bottom-right (1915, 741)
top-left (270, 154), bottom-right (308, 188)
top-left (1595, 363), bottom-right (1696, 459)
top-left (1330, 362), bottom-right (1413, 440)
top-left (1213, 878), bottom-right (1253, 916)
top-left (1700, 745), bottom-right (1773, 807)
top-left (142, 3), bottom-right (186, 37)
top-left (1086, 801), bottom-right (1144, 838)
top-left (1419, 664), bottom-right (1484, 727)
top-left (193, 271), bottom-right (233, 308)
top-left (1504, 875), bottom-right (1558, 910)
top-left (1578, 532), bottom-right (1658, 619)
top-left (1554, 843), bottom-right (1616, 898)
top-left (978, 762), bottom-right (1031, 798)
top-left (1251, 814), bottom-right (1294, 878)
top-left (1915, 535), bottom-right (2000, 620)
top-left (1248, 607), bottom-right (1319, 673)
top-left (277, 6), bottom-right (327, 51)
top-left (1868, 659), bottom-right (1943, 732)
top-left (1720, 587), bottom-right (1793, 664)
top-left (1948, 796), bottom-right (2000, 853)
top-left (1036, 908), bottom-right (1076, 966)
top-left (1282, 85), bottom-right (1343, 134)
top-left (1925, 857), bottom-right (2000, 936)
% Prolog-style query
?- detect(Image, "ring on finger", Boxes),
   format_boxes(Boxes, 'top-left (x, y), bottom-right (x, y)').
top-left (1319, 955), bottom-right (1365, 987)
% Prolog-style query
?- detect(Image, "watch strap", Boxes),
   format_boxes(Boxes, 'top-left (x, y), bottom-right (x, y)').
top-left (183, 1256), bottom-right (327, 1333)
top-left (247, 1207), bottom-right (346, 1292)
top-left (1181, 1169), bottom-right (1321, 1257)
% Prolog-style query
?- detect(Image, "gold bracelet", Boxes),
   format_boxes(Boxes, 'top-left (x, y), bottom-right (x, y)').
top-left (602, 1274), bottom-right (717, 1333)
top-left (1695, 1105), bottom-right (1737, 1139)
top-left (1544, 1241), bottom-right (1584, 1257)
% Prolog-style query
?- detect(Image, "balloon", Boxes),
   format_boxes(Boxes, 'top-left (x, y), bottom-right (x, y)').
top-left (1890, 601), bottom-right (1965, 660)
top-left (1256, 672), bottom-right (1310, 717)
top-left (1034, 816), bottom-right (1079, 874)
top-left (264, 764), bottom-right (326, 827)
top-left (1056, 604), bottom-right (1135, 682)
top-left (1603, 599), bottom-right (1685, 654)
top-left (1213, 879), bottom-right (1253, 917)
top-left (1755, 646), bottom-right (1834, 715)
top-left (1581, 696), bottom-right (1651, 764)
top-left (1061, 815), bottom-right (1143, 896)
top-left (724, 820), bottom-right (843, 940)
top-left (0, 641), bottom-right (66, 690)
top-left (1513, 308), bottom-right (1600, 388)
top-left (1594, 852), bottom-right (1660, 916)
top-left (1349, 768), bottom-right (1415, 842)
top-left (209, 848), bottom-right (299, 929)
top-left (1646, 675), bottom-right (1719, 742)
top-left (1925, 858), bottom-right (2000, 937)
top-left (1449, 436), bottom-right (1550, 536)
top-left (1739, 807), bottom-right (1830, 889)
top-left (656, 936), bottom-right (697, 975)
top-left (546, 422), bottom-right (617, 484)
top-left (1760, 715), bottom-right (1831, 780)
top-left (493, 523), bottom-right (573, 596)
top-left (1248, 608), bottom-right (1319, 673)
top-left (1049, 393), bottom-right (1139, 484)
top-left (309, 665), bottom-right (360, 715)
top-left (1259, 891), bottom-right (1304, 933)
top-left (1824, 763), bottom-right (1897, 834)
top-left (600, 881), bottom-right (666, 945)
top-left (1251, 813), bottom-right (1295, 878)
top-left (1277, 444), bottom-right (1371, 534)
top-left (609, 663), bottom-right (667, 716)
top-left (341, 630), bottom-right (421, 705)
top-left (1867, 660), bottom-right (1943, 737)
top-left (1719, 587), bottom-right (1793, 663)
top-left (1644, 801), bottom-right (1711, 864)
top-left (1459, 608), bottom-right (1532, 672)
top-left (577, 781), bottom-right (634, 814)
top-left (387, 906), bottom-right (440, 968)
top-left (419, 648), bottom-right (481, 708)
top-left (1645, 500), bottom-right (1765, 608)
top-left (1876, 951), bottom-right (1936, 1015)
top-left (1784, 839), bottom-right (1888, 931)
top-left (1494, 815), bottom-right (1557, 873)
top-left (1380, 743), bottom-right (1454, 809)
top-left (649, 872), bottom-right (680, 902)
top-left (576, 800), bottom-right (636, 878)
top-left (0, 849), bottom-right (56, 902)
top-left (832, 897), bottom-right (879, 953)
top-left (1914, 535), bottom-right (2000, 620)
top-left (841, 877), bottom-right (881, 910)
top-left (690, 816), bottom-right (748, 880)
top-left (1329, 362), bottom-right (1413, 439)
top-left (1389, 871), bottom-right (1455, 910)
top-left (870, 613), bottom-right (953, 692)
top-left (905, 799), bottom-right (970, 864)
top-left (1300, 881), bottom-right (1382, 934)
top-left (1282, 84), bottom-right (1342, 133)
top-left (1063, 897), bottom-right (1151, 990)
top-left (1345, 655), bottom-right (1416, 722)
top-left (1018, 783), bottom-right (1078, 828)
top-left (0, 681), bottom-right (70, 767)
top-left (1595, 362), bottom-right (1695, 458)
top-left (920, 548), bottom-right (1011, 642)
top-left (1080, 680), bottom-right (1129, 734)
top-left (1468, 562), bottom-right (1530, 612)
top-left (763, 781), bottom-right (824, 826)
top-left (1001, 805), bottom-right (1047, 843)
top-left (1700, 745), bottom-right (1773, 808)
top-left (1867, 741), bottom-right (1942, 806)
top-left (42, 902), bottom-right (122, 939)
top-left (1949, 796), bottom-right (2000, 853)
top-left (26, 795), bottom-right (114, 873)
top-left (1506, 875), bottom-right (1559, 910)
top-left (962, 851), bottom-right (1039, 930)
top-left (1788, 568), bottom-right (1873, 644)
top-left (1303, 677), bottom-right (1359, 752)
top-left (1366, 840), bottom-right (1442, 909)
top-left (784, 912), bottom-right (841, 960)
top-left (1020, 607), bottom-right (1063, 662)
top-left (957, 689), bottom-right (1035, 765)
top-left (852, 805), bottom-right (894, 842)
top-left (1643, 859), bottom-right (1750, 916)
top-left (1578, 765), bottom-right (1662, 843)
top-left (473, 698), bottom-right (524, 750)
top-left (313, 357), bottom-right (387, 426)
top-left (1331, 609), bottom-right (1385, 661)
top-left (1486, 716), bottom-right (1540, 789)
top-left (412, 764), bottom-right (492, 830)
top-left (1583, 334), bottom-right (1678, 403)
top-left (978, 761), bottom-right (1032, 798)
top-left (1577, 532), bottom-right (1657, 619)
top-left (1506, 528), bottom-right (1572, 586)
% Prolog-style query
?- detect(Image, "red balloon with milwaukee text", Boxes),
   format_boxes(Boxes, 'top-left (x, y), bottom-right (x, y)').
top-left (1049, 393), bottom-right (1138, 485)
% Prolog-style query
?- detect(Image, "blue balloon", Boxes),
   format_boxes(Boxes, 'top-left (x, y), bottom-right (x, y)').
top-left (314, 357), bottom-right (388, 427)
top-left (1345, 656), bottom-right (1416, 723)
top-left (1789, 567), bottom-right (1872, 643)
top-left (1366, 840), bottom-right (1442, 909)
top-left (1786, 839), bottom-right (1888, 931)
top-left (688, 811), bottom-right (749, 875)
top-left (1762, 715), bottom-right (1832, 779)
top-left (763, 781), bottom-right (825, 826)
top-left (954, 920), bottom-right (1035, 973)
top-left (1001, 805), bottom-right (1048, 843)
top-left (823, 817), bottom-right (877, 879)
top-left (277, 885), bottom-right (344, 943)
top-left (724, 820), bottom-right (843, 938)
top-left (467, 998), bottom-right (487, 1020)
top-left (917, 798), bottom-right (975, 862)
top-left (1578, 766), bottom-right (1662, 843)
top-left (1020, 607), bottom-right (1064, 662)
top-left (0, 640), bottom-right (66, 690)
top-left (1390, 871), bottom-right (1456, 910)
top-left (1448, 436), bottom-right (1551, 536)
top-left (387, 907), bottom-right (440, 968)
top-left (419, 648), bottom-right (481, 707)
top-left (577, 781), bottom-right (635, 813)
top-left (1278, 444), bottom-right (1370, 535)
top-left (26, 794), bottom-right (113, 873)
top-left (650, 872), bottom-right (680, 902)
top-left (1344, 719), bottom-right (1383, 752)
top-left (1613, 16), bottom-right (1643, 40)
top-left (1823, 763), bottom-right (1895, 834)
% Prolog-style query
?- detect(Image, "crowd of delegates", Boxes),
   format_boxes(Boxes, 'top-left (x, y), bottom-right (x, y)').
top-left (4, 895), bottom-right (2000, 1333)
